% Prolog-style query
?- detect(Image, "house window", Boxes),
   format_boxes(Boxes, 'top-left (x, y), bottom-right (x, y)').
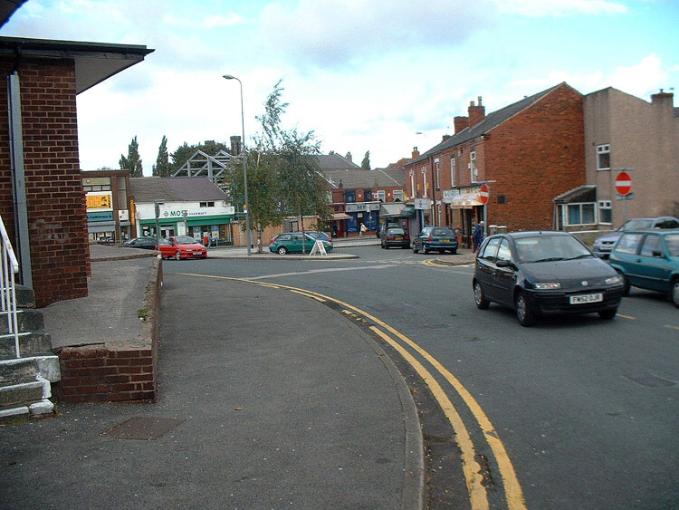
top-left (470, 151), bottom-right (478, 182)
top-left (598, 200), bottom-right (612, 224)
top-left (375, 190), bottom-right (386, 202)
top-left (364, 191), bottom-right (373, 202)
top-left (596, 144), bottom-right (610, 170)
top-left (434, 158), bottom-right (440, 190)
top-left (393, 190), bottom-right (404, 202)
top-left (199, 201), bottom-right (215, 207)
top-left (450, 156), bottom-right (457, 187)
top-left (345, 191), bottom-right (356, 203)
top-left (565, 202), bottom-right (596, 226)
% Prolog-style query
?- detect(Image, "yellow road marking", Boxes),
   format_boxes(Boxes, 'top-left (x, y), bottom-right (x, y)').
top-left (665, 325), bottom-right (679, 331)
top-left (289, 289), bottom-right (326, 302)
top-left (177, 272), bottom-right (526, 510)
top-left (618, 314), bottom-right (636, 320)
top-left (370, 326), bottom-right (488, 510)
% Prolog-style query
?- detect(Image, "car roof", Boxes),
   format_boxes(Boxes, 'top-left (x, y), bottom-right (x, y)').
top-left (619, 229), bottom-right (679, 235)
top-left (501, 231), bottom-right (572, 239)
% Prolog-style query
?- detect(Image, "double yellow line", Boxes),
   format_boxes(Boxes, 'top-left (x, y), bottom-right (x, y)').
top-left (180, 273), bottom-right (527, 510)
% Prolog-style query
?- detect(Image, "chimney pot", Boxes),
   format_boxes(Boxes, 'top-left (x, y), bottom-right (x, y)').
top-left (477, 96), bottom-right (483, 106)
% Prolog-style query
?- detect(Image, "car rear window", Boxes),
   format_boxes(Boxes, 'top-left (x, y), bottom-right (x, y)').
top-left (665, 234), bottom-right (679, 256)
top-left (656, 219), bottom-right (679, 229)
top-left (176, 236), bottom-right (197, 244)
top-left (388, 228), bottom-right (405, 235)
top-left (432, 228), bottom-right (454, 236)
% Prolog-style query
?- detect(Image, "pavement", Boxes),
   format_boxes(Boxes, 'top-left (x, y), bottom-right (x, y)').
top-left (0, 243), bottom-right (424, 509)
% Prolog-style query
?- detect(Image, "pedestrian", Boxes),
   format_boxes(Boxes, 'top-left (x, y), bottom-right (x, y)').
top-left (359, 222), bottom-right (367, 237)
top-left (473, 221), bottom-right (485, 252)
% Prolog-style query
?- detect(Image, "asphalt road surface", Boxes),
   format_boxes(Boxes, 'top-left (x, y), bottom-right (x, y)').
top-left (164, 245), bottom-right (679, 510)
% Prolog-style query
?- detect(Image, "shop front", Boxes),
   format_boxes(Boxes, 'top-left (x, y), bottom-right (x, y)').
top-left (379, 203), bottom-right (416, 236)
top-left (443, 187), bottom-right (484, 249)
top-left (345, 202), bottom-right (381, 234)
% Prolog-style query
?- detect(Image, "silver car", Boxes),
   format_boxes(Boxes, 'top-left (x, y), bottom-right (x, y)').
top-left (592, 216), bottom-right (679, 259)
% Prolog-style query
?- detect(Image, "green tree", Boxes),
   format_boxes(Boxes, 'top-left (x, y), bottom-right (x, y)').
top-left (361, 150), bottom-right (371, 170)
top-left (119, 136), bottom-right (143, 177)
top-left (152, 135), bottom-right (171, 177)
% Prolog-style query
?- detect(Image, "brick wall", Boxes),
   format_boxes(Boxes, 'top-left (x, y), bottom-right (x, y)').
top-left (485, 84), bottom-right (585, 231)
top-left (0, 58), bottom-right (89, 307)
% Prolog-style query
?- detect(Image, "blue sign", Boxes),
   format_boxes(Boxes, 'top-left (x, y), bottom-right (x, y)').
top-left (87, 211), bottom-right (113, 222)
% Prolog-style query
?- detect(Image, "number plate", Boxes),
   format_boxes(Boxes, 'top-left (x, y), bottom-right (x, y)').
top-left (569, 293), bottom-right (603, 305)
top-left (394, 236), bottom-right (402, 240)
top-left (441, 239), bottom-right (450, 243)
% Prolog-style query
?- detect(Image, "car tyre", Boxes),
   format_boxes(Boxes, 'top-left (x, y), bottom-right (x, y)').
top-left (515, 291), bottom-right (537, 327)
top-left (671, 279), bottom-right (679, 308)
top-left (599, 308), bottom-right (617, 320)
top-left (277, 246), bottom-right (288, 255)
top-left (174, 252), bottom-right (181, 261)
top-left (423, 248), bottom-right (429, 254)
top-left (473, 281), bottom-right (490, 310)
top-left (412, 245), bottom-right (418, 254)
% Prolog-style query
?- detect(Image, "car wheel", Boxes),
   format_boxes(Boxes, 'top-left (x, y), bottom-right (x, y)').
top-left (599, 308), bottom-right (617, 320)
top-left (277, 246), bottom-right (288, 255)
top-left (423, 248), bottom-right (429, 254)
top-left (515, 292), bottom-right (537, 327)
top-left (174, 252), bottom-right (181, 261)
top-left (671, 279), bottom-right (679, 308)
top-left (473, 281), bottom-right (490, 310)
top-left (380, 242), bottom-right (385, 249)
top-left (412, 245), bottom-right (418, 254)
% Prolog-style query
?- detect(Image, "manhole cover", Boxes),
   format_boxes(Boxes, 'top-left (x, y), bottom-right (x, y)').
top-left (624, 373), bottom-right (675, 388)
top-left (102, 416), bottom-right (184, 440)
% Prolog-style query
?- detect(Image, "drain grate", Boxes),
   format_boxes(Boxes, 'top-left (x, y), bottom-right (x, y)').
top-left (102, 416), bottom-right (184, 440)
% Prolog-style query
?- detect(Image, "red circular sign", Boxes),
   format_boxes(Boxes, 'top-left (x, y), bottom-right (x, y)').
top-left (615, 171), bottom-right (632, 196)
top-left (479, 184), bottom-right (490, 205)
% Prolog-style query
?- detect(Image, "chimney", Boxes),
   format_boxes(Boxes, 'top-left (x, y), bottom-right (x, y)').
top-left (230, 135), bottom-right (241, 156)
top-left (651, 88), bottom-right (674, 109)
top-left (454, 116), bottom-right (469, 134)
top-left (345, 151), bottom-right (352, 162)
top-left (468, 96), bottom-right (486, 127)
top-left (442, 135), bottom-right (451, 142)
top-left (412, 146), bottom-right (420, 159)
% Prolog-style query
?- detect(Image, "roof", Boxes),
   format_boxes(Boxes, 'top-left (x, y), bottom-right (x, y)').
top-left (322, 167), bottom-right (403, 189)
top-left (0, 36), bottom-right (154, 94)
top-left (129, 177), bottom-right (227, 203)
top-left (411, 83), bottom-right (570, 165)
top-left (553, 185), bottom-right (596, 204)
top-left (316, 153), bottom-right (360, 170)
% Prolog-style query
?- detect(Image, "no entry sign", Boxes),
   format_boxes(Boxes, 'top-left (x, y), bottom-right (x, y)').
top-left (615, 171), bottom-right (632, 196)
top-left (479, 184), bottom-right (490, 205)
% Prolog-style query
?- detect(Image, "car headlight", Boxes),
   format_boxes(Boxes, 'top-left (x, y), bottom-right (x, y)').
top-left (605, 275), bottom-right (623, 286)
top-left (534, 282), bottom-right (561, 290)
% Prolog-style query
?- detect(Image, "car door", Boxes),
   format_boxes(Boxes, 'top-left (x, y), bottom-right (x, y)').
top-left (493, 238), bottom-right (517, 306)
top-left (476, 237), bottom-right (501, 300)
top-left (636, 234), bottom-right (672, 291)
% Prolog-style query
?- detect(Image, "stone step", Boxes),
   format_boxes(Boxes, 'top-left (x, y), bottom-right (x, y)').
top-left (0, 355), bottom-right (61, 386)
top-left (0, 379), bottom-right (43, 407)
top-left (0, 309), bottom-right (44, 335)
top-left (0, 332), bottom-right (52, 360)
top-left (15, 285), bottom-right (35, 309)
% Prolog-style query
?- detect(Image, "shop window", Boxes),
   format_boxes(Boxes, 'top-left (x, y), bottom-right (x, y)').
top-left (598, 200), bottom-right (612, 224)
top-left (596, 144), bottom-right (610, 170)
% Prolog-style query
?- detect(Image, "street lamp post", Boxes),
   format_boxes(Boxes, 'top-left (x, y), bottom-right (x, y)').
top-left (222, 74), bottom-right (252, 256)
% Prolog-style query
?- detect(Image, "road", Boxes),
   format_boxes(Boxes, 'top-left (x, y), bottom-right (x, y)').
top-left (164, 245), bottom-right (679, 510)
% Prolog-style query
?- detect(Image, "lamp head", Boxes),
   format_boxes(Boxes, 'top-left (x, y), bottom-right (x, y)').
top-left (222, 74), bottom-right (235, 80)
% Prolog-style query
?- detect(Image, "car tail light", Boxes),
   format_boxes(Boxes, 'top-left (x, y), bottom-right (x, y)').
top-left (427, 235), bottom-right (433, 241)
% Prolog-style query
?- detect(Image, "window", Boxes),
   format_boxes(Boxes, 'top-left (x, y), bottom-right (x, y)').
top-left (596, 144), bottom-right (610, 170)
top-left (345, 191), bottom-right (356, 203)
top-left (480, 237), bottom-right (501, 260)
top-left (565, 203), bottom-right (596, 226)
top-left (364, 191), bottom-right (373, 202)
top-left (655, 218), bottom-right (679, 229)
top-left (640, 235), bottom-right (661, 257)
top-left (434, 158), bottom-right (440, 190)
top-left (450, 156), bottom-right (457, 187)
top-left (470, 151), bottom-right (478, 182)
top-left (615, 233), bottom-right (642, 254)
top-left (393, 190), bottom-right (404, 202)
top-left (199, 201), bottom-right (215, 207)
top-left (375, 190), bottom-right (386, 202)
top-left (497, 239), bottom-right (511, 262)
top-left (598, 201), bottom-right (612, 224)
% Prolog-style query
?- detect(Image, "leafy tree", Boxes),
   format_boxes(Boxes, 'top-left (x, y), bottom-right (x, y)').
top-left (152, 136), bottom-right (171, 177)
top-left (119, 136), bottom-right (143, 177)
top-left (361, 150), bottom-right (371, 170)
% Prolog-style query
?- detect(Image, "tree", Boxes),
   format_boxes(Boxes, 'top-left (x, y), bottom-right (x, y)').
top-left (152, 136), bottom-right (171, 177)
top-left (119, 136), bottom-right (143, 177)
top-left (361, 150), bottom-right (371, 170)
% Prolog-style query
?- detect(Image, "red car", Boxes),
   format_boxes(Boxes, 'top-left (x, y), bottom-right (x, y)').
top-left (158, 236), bottom-right (207, 260)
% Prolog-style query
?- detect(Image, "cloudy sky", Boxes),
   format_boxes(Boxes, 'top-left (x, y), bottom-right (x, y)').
top-left (2, 0), bottom-right (678, 173)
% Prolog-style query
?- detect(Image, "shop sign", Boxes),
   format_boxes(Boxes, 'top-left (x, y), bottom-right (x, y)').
top-left (87, 211), bottom-right (113, 222)
top-left (414, 198), bottom-right (432, 210)
top-left (162, 209), bottom-right (208, 218)
top-left (118, 210), bottom-right (129, 221)
top-left (443, 190), bottom-right (460, 203)
top-left (346, 203), bottom-right (366, 212)
top-left (86, 191), bottom-right (112, 210)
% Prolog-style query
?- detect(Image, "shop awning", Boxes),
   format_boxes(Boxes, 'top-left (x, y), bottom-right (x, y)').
top-left (379, 203), bottom-right (415, 218)
top-left (332, 213), bottom-right (351, 220)
top-left (187, 215), bottom-right (233, 226)
top-left (450, 200), bottom-right (484, 209)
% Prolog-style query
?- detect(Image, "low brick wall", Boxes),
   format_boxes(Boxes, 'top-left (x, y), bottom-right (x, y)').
top-left (55, 258), bottom-right (162, 403)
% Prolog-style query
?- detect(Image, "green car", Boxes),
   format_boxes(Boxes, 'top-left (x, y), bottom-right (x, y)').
top-left (609, 229), bottom-right (679, 307)
top-left (269, 232), bottom-right (333, 255)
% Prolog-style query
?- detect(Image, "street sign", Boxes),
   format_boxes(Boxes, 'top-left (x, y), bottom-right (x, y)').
top-left (479, 184), bottom-right (490, 205)
top-left (615, 171), bottom-right (632, 196)
top-left (414, 198), bottom-right (432, 210)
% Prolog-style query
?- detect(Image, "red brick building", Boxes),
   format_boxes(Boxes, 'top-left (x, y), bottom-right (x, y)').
top-left (0, 37), bottom-right (152, 307)
top-left (404, 82), bottom-right (585, 246)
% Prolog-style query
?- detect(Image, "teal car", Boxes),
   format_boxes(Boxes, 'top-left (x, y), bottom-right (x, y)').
top-left (609, 229), bottom-right (679, 307)
top-left (269, 232), bottom-right (333, 255)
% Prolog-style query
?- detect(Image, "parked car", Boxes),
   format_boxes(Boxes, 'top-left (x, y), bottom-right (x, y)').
top-left (122, 236), bottom-right (158, 250)
top-left (305, 231), bottom-right (333, 246)
top-left (473, 231), bottom-right (625, 326)
top-left (412, 226), bottom-right (458, 254)
top-left (158, 235), bottom-right (208, 260)
top-left (592, 216), bottom-right (679, 259)
top-left (269, 232), bottom-right (333, 255)
top-left (608, 229), bottom-right (679, 307)
top-left (380, 226), bottom-right (410, 249)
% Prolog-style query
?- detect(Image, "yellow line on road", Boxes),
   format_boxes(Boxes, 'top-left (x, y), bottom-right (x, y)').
top-left (370, 326), bottom-right (488, 510)
top-left (289, 289), bottom-right (326, 302)
top-left (618, 314), bottom-right (636, 320)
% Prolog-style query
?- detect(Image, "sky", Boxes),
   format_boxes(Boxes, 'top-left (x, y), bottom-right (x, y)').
top-left (2, 0), bottom-right (678, 174)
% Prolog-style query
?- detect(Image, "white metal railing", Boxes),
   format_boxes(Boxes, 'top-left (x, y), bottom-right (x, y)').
top-left (0, 214), bottom-right (20, 358)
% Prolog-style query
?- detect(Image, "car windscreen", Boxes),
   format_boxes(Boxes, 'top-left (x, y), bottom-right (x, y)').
top-left (665, 234), bottom-right (679, 256)
top-left (175, 236), bottom-right (198, 245)
top-left (624, 219), bottom-right (654, 230)
top-left (515, 235), bottom-right (591, 263)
